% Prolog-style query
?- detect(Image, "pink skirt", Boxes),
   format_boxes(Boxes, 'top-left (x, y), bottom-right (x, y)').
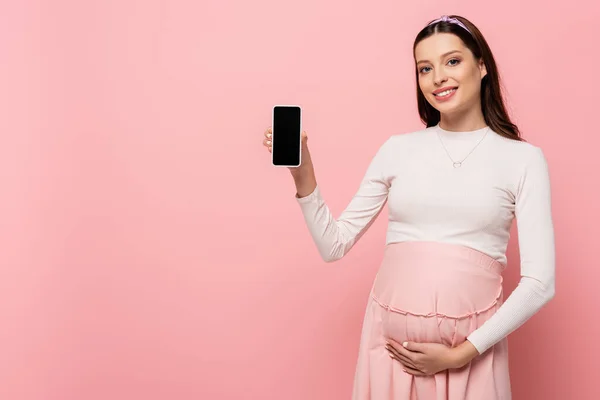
top-left (352, 241), bottom-right (511, 400)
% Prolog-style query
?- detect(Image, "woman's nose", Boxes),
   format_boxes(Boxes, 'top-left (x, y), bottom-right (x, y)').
top-left (434, 72), bottom-right (448, 86)
top-left (432, 66), bottom-right (448, 85)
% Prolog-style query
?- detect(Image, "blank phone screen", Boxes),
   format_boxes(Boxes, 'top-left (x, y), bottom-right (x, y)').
top-left (272, 106), bottom-right (301, 166)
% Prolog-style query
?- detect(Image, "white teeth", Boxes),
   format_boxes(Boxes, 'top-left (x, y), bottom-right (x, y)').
top-left (435, 88), bottom-right (457, 97)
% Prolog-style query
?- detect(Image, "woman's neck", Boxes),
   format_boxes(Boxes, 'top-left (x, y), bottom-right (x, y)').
top-left (439, 109), bottom-right (486, 132)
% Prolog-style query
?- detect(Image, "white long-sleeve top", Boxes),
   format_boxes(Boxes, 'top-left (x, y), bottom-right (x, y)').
top-left (295, 123), bottom-right (556, 354)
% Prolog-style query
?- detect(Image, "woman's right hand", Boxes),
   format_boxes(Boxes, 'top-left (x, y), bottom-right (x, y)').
top-left (263, 126), bottom-right (311, 176)
top-left (263, 126), bottom-right (317, 198)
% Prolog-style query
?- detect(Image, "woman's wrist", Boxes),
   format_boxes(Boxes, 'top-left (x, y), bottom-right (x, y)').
top-left (291, 149), bottom-right (316, 197)
top-left (450, 340), bottom-right (480, 368)
top-left (293, 170), bottom-right (317, 198)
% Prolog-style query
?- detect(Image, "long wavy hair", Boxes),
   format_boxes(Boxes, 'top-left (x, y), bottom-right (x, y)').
top-left (413, 15), bottom-right (523, 141)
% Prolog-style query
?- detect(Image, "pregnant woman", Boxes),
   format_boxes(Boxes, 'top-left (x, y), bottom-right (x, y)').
top-left (262, 14), bottom-right (555, 400)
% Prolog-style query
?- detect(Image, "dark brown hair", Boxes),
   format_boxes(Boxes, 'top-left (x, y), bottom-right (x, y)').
top-left (413, 15), bottom-right (523, 141)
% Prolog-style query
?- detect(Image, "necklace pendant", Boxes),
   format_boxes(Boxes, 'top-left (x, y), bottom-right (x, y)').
top-left (453, 161), bottom-right (462, 168)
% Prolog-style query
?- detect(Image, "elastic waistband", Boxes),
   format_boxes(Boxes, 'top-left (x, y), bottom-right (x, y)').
top-left (384, 241), bottom-right (506, 275)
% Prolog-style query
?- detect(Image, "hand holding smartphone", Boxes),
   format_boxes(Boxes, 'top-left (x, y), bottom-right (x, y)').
top-left (263, 105), bottom-right (316, 197)
top-left (271, 105), bottom-right (302, 167)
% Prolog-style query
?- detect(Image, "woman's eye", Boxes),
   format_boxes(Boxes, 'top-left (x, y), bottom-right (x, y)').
top-left (419, 59), bottom-right (460, 73)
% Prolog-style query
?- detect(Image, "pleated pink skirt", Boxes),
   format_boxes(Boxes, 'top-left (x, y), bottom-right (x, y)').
top-left (352, 241), bottom-right (511, 400)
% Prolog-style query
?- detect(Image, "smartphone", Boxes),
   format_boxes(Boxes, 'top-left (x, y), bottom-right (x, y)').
top-left (272, 105), bottom-right (302, 167)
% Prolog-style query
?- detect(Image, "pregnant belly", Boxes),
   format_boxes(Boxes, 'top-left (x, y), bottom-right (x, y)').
top-left (371, 289), bottom-right (502, 347)
top-left (370, 242), bottom-right (504, 346)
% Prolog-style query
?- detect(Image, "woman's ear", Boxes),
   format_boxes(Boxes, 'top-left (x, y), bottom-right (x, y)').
top-left (479, 59), bottom-right (487, 79)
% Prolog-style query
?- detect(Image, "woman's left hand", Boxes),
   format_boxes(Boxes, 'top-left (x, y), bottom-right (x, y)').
top-left (385, 339), bottom-right (474, 376)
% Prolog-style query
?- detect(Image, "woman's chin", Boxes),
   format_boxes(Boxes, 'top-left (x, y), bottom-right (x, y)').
top-left (431, 103), bottom-right (462, 114)
top-left (430, 98), bottom-right (467, 115)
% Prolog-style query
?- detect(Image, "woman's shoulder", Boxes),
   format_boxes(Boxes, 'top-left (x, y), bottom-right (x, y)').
top-left (491, 130), bottom-right (545, 155)
top-left (382, 126), bottom-right (434, 147)
top-left (371, 126), bottom-right (440, 161)
top-left (490, 131), bottom-right (549, 171)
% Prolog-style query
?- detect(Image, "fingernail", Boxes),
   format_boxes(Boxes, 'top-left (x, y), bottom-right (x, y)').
top-left (267, 133), bottom-right (272, 138)
top-left (267, 140), bottom-right (271, 145)
top-left (402, 342), bottom-right (408, 347)
top-left (403, 369), bottom-right (407, 373)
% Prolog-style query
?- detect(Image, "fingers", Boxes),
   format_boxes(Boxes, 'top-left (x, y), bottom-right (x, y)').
top-left (263, 137), bottom-right (272, 149)
top-left (387, 348), bottom-right (424, 375)
top-left (386, 340), bottom-right (417, 362)
top-left (386, 343), bottom-right (418, 370)
top-left (402, 365), bottom-right (426, 376)
top-left (387, 346), bottom-right (427, 376)
top-left (396, 343), bottom-right (421, 361)
top-left (263, 127), bottom-right (307, 153)
top-left (264, 127), bottom-right (272, 152)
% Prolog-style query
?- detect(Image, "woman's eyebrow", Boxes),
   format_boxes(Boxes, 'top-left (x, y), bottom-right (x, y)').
top-left (417, 50), bottom-right (462, 65)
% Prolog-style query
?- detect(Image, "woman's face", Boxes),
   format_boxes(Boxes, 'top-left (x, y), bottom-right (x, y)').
top-left (414, 33), bottom-right (487, 116)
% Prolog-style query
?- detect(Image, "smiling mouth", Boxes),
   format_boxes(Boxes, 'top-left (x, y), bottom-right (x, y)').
top-left (433, 88), bottom-right (458, 97)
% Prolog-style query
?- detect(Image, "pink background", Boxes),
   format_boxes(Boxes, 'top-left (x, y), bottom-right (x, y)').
top-left (1, 1), bottom-right (598, 399)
